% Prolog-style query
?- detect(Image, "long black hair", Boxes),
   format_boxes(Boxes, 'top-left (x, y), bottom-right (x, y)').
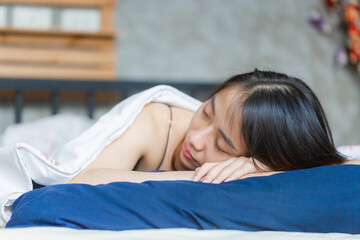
top-left (211, 69), bottom-right (345, 171)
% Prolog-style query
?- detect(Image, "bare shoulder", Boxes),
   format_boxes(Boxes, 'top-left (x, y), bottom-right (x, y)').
top-left (142, 102), bottom-right (172, 125)
top-left (77, 103), bottom-right (169, 172)
top-left (116, 102), bottom-right (171, 148)
top-left (140, 102), bottom-right (173, 148)
top-left (69, 102), bottom-right (195, 184)
top-left (142, 102), bottom-right (194, 133)
top-left (69, 102), bottom-right (178, 183)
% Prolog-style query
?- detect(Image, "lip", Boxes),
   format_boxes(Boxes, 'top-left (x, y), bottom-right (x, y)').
top-left (182, 141), bottom-right (198, 165)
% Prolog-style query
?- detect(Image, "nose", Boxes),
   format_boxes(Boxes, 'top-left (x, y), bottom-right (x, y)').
top-left (188, 126), bottom-right (214, 152)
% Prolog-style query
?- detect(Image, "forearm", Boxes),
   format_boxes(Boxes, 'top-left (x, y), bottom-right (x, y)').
top-left (343, 159), bottom-right (360, 165)
top-left (68, 169), bottom-right (196, 185)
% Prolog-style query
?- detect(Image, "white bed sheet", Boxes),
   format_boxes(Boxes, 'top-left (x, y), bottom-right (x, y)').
top-left (0, 113), bottom-right (94, 155)
top-left (1, 227), bottom-right (359, 240)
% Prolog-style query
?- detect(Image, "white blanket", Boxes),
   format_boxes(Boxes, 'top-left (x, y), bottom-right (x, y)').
top-left (0, 85), bottom-right (202, 227)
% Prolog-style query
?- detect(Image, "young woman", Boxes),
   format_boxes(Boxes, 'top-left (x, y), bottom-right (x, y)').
top-left (69, 69), bottom-right (347, 185)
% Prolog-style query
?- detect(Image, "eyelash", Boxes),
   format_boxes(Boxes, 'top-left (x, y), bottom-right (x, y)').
top-left (202, 107), bottom-right (209, 118)
top-left (215, 142), bottom-right (225, 153)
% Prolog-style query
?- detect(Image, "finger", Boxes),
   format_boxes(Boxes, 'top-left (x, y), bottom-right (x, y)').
top-left (192, 162), bottom-right (217, 181)
top-left (200, 160), bottom-right (235, 183)
top-left (239, 171), bottom-right (283, 180)
top-left (211, 159), bottom-right (250, 183)
top-left (209, 157), bottom-right (254, 183)
top-left (250, 157), bottom-right (271, 172)
top-left (223, 162), bottom-right (257, 182)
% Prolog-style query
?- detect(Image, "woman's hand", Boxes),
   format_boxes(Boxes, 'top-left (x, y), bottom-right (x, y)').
top-left (192, 157), bottom-right (278, 183)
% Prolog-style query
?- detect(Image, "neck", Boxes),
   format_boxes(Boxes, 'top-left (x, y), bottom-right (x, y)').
top-left (170, 136), bottom-right (185, 171)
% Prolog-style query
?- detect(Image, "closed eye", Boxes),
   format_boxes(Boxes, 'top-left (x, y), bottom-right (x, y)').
top-left (216, 141), bottom-right (226, 153)
top-left (203, 107), bottom-right (209, 119)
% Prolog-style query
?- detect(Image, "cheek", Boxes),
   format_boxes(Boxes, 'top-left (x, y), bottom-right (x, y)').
top-left (188, 110), bottom-right (203, 130)
top-left (202, 148), bottom-right (230, 164)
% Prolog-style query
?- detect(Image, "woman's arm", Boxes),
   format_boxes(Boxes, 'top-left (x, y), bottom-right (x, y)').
top-left (343, 159), bottom-right (360, 165)
top-left (69, 169), bottom-right (195, 185)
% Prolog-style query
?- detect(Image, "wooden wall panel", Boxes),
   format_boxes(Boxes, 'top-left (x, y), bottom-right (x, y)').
top-left (0, 64), bottom-right (115, 80)
top-left (0, 0), bottom-right (116, 81)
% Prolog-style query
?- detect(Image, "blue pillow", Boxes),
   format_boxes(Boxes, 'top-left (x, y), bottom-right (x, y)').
top-left (6, 165), bottom-right (360, 233)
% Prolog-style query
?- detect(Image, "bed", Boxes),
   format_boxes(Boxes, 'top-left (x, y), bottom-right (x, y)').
top-left (0, 77), bottom-right (359, 240)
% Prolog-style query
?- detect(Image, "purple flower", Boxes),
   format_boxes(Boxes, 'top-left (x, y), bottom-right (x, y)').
top-left (309, 10), bottom-right (331, 33)
top-left (333, 47), bottom-right (348, 69)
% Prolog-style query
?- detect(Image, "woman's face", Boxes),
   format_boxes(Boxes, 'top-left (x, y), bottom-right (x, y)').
top-left (173, 88), bottom-right (246, 171)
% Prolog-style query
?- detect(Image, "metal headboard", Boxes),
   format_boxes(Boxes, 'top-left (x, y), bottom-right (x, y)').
top-left (0, 78), bottom-right (218, 123)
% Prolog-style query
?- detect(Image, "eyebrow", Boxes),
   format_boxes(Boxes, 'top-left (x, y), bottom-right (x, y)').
top-left (211, 96), bottom-right (216, 115)
top-left (211, 96), bottom-right (236, 151)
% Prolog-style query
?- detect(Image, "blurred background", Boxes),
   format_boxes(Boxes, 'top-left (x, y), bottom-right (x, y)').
top-left (0, 0), bottom-right (359, 147)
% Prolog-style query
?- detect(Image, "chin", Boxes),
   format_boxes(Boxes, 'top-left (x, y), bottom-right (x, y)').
top-left (173, 154), bottom-right (193, 171)
top-left (172, 139), bottom-right (196, 171)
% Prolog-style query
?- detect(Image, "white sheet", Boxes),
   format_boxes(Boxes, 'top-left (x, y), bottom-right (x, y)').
top-left (0, 227), bottom-right (359, 240)
top-left (0, 113), bottom-right (94, 156)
